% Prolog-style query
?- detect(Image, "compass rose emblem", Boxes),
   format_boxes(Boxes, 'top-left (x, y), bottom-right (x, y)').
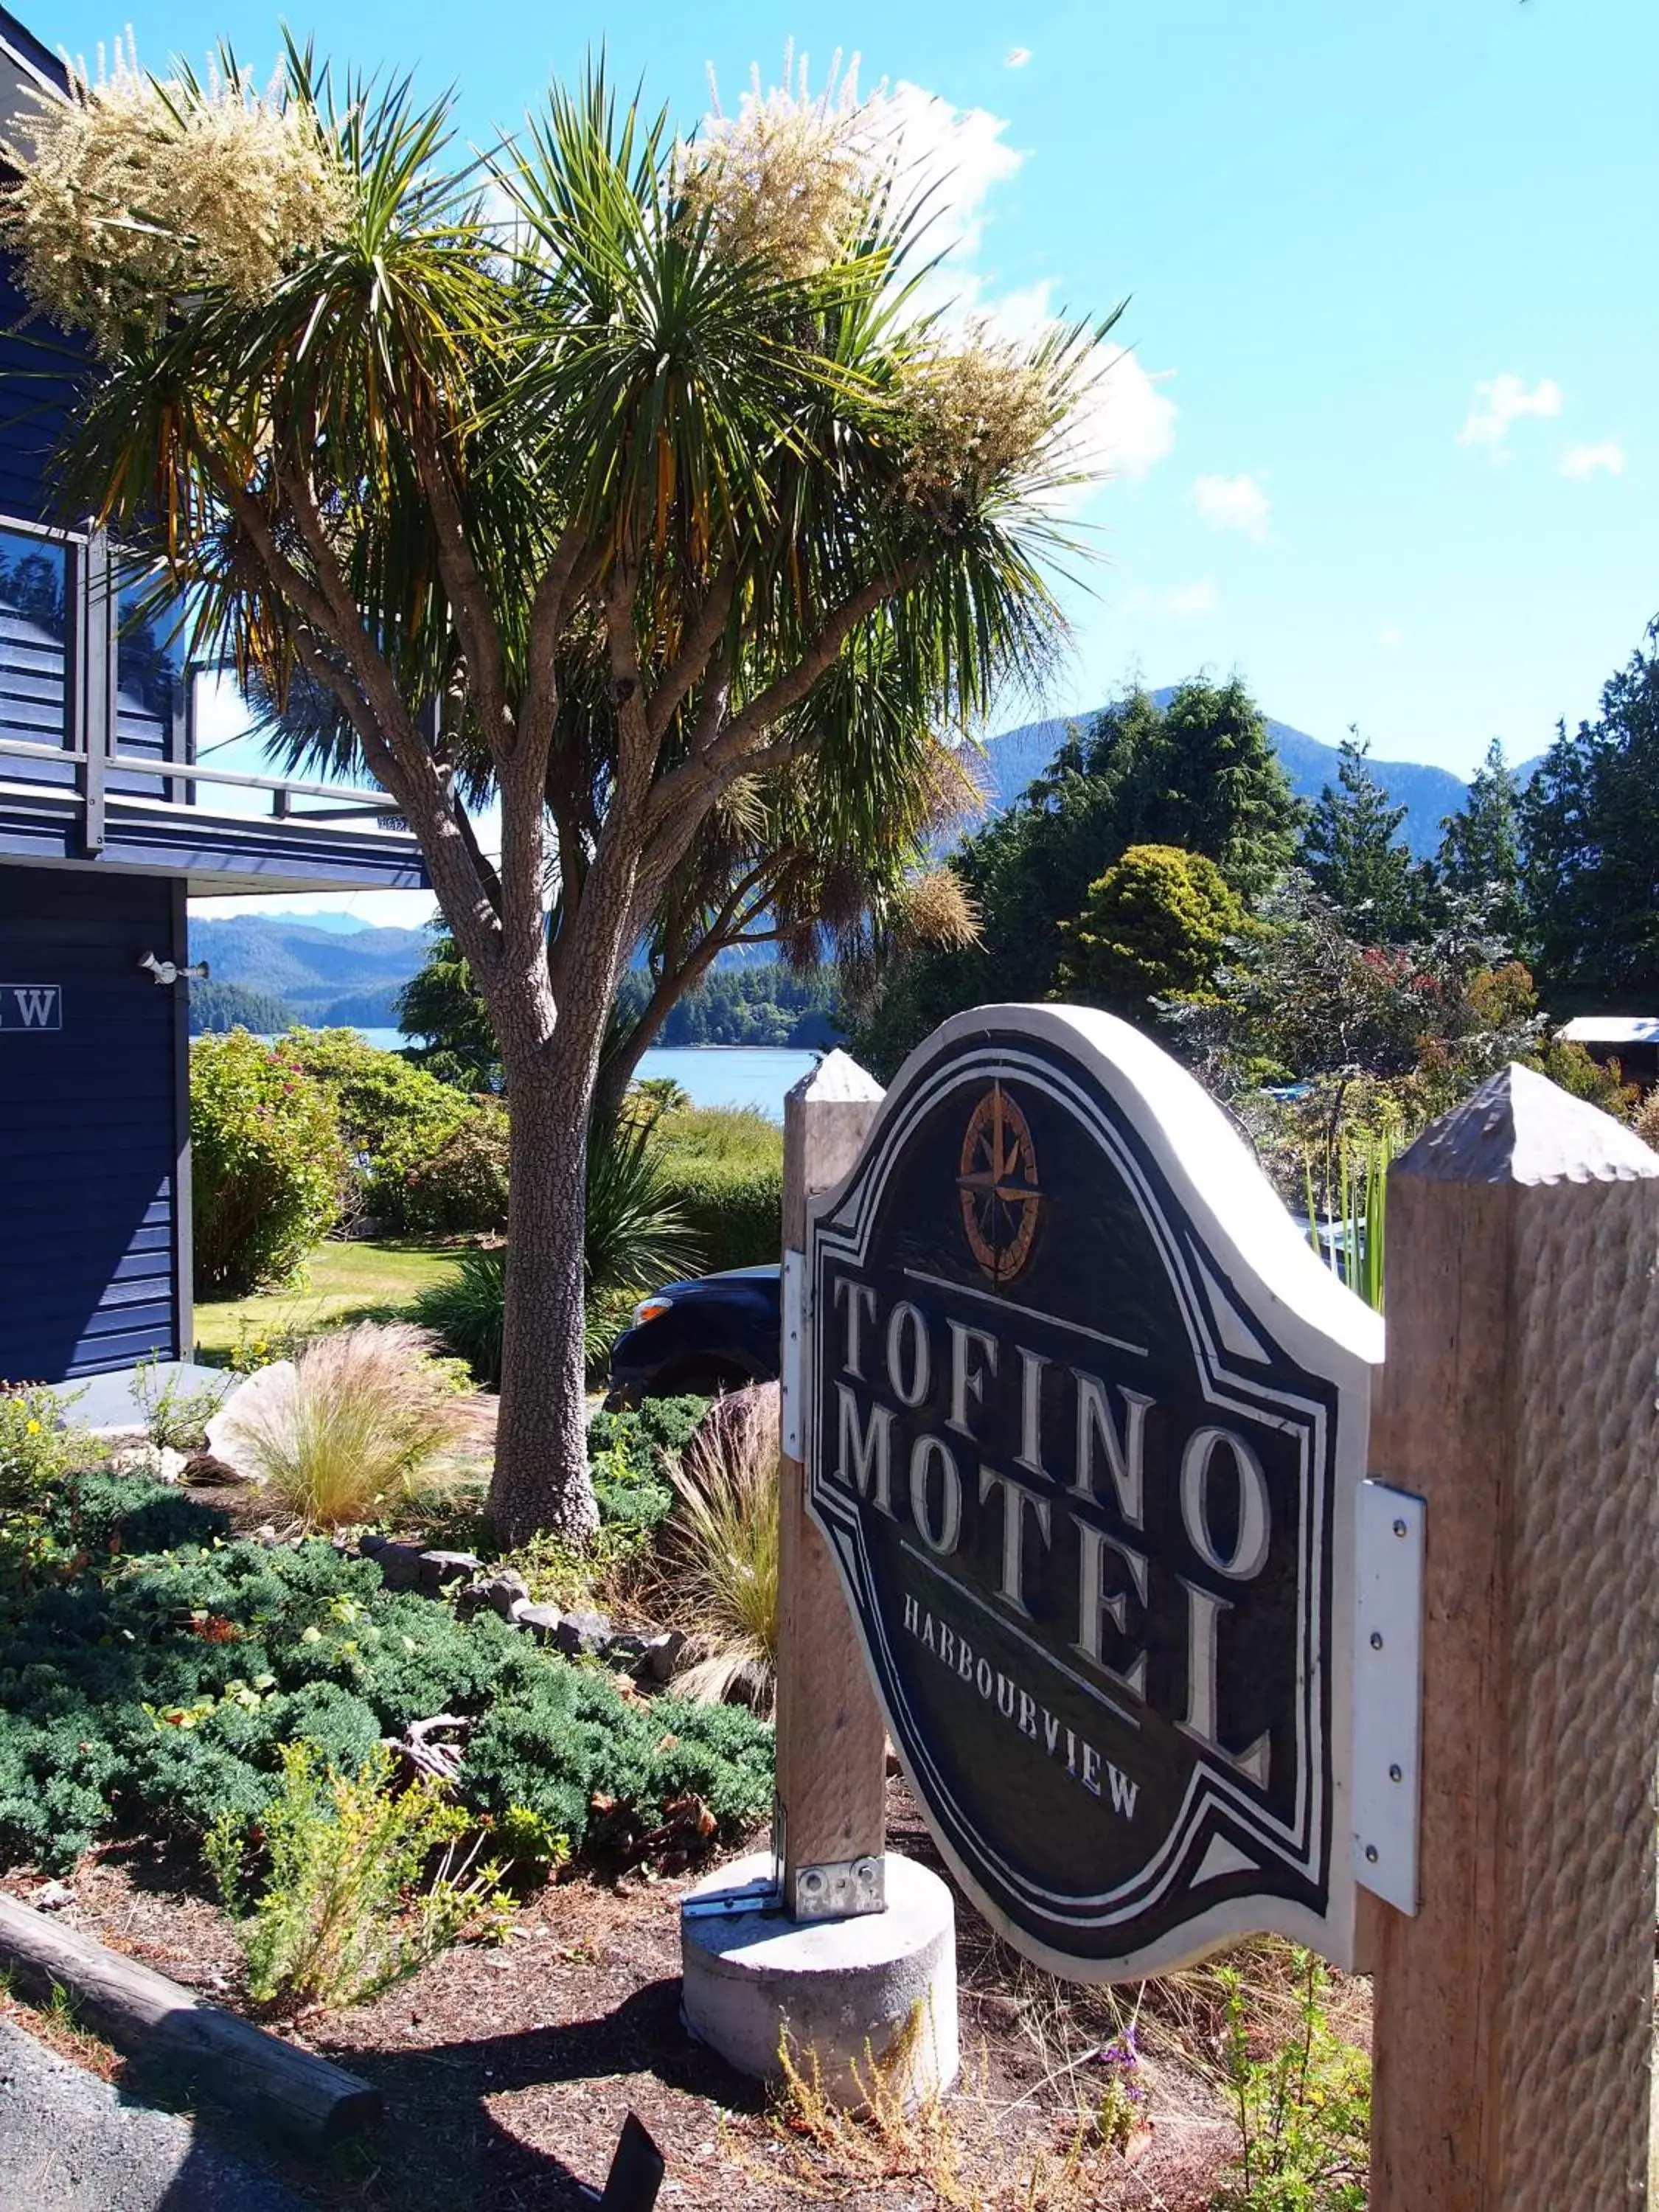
top-left (957, 1082), bottom-right (1042, 1283)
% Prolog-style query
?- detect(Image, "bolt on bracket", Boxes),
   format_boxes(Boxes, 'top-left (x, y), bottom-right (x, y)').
top-left (1352, 1478), bottom-right (1425, 1916)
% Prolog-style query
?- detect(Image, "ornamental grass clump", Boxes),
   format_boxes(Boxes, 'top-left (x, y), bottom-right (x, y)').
top-left (1, 35), bottom-right (349, 355)
top-left (206, 1741), bottom-right (509, 2014)
top-left (664, 1385), bottom-right (781, 1710)
top-left (224, 1322), bottom-right (465, 1528)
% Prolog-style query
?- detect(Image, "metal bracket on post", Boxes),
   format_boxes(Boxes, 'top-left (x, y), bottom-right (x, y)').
top-left (790, 1854), bottom-right (886, 1922)
top-left (779, 1248), bottom-right (805, 1458)
top-left (1352, 1478), bottom-right (1425, 1915)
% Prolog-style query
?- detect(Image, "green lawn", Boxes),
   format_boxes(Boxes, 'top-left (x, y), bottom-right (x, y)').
top-left (192, 1239), bottom-right (463, 1364)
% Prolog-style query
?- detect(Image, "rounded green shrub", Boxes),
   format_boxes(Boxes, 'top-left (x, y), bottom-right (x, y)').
top-left (281, 1027), bottom-right (484, 1228)
top-left (394, 1106), bottom-right (509, 1234)
top-left (190, 1031), bottom-right (344, 1294)
top-left (0, 1384), bottom-right (88, 1507)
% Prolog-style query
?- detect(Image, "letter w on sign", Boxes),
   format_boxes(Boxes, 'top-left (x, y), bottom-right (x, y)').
top-left (0, 986), bottom-right (61, 1031)
top-left (804, 1004), bottom-right (1382, 1982)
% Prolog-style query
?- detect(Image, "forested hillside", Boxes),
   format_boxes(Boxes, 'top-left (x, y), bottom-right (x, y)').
top-left (189, 916), bottom-right (431, 1029)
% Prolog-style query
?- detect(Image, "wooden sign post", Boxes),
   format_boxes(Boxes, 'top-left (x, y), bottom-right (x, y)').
top-left (1367, 1065), bottom-right (1659, 2211)
top-left (682, 1050), bottom-right (961, 2108)
top-left (774, 1049), bottom-right (890, 1909)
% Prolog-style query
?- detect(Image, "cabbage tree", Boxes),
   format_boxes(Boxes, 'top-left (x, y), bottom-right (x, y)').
top-left (6, 46), bottom-right (1115, 1539)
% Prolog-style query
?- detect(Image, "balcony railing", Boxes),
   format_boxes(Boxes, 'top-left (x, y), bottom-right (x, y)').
top-left (0, 513), bottom-right (417, 858)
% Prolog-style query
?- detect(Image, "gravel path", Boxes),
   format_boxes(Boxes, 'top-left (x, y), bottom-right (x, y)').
top-left (0, 2020), bottom-right (314, 2211)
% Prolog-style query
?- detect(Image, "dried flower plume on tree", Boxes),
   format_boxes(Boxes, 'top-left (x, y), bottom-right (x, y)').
top-left (4, 39), bottom-right (1122, 1540)
top-left (1, 36), bottom-right (348, 352)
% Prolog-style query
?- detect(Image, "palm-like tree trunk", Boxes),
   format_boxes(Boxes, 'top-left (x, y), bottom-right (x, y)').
top-left (490, 1052), bottom-right (598, 1545)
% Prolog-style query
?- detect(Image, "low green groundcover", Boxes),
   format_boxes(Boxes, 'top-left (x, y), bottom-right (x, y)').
top-left (0, 1475), bottom-right (772, 1875)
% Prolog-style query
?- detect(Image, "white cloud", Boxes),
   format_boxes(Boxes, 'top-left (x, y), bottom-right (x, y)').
top-left (1004, 46), bottom-right (1032, 68)
top-left (865, 80), bottom-right (1024, 276)
top-left (1124, 579), bottom-right (1218, 621)
top-left (1193, 472), bottom-right (1270, 542)
top-left (866, 94), bottom-right (1178, 494)
top-left (1377, 622), bottom-right (1405, 651)
top-left (1560, 440), bottom-right (1625, 479)
top-left (1458, 373), bottom-right (1562, 453)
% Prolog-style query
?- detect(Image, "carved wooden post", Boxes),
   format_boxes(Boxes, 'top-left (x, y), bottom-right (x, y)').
top-left (1368, 1064), bottom-right (1659, 2211)
top-left (774, 1049), bottom-right (888, 1911)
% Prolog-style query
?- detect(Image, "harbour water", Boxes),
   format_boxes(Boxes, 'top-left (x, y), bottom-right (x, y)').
top-left (343, 1033), bottom-right (819, 1121)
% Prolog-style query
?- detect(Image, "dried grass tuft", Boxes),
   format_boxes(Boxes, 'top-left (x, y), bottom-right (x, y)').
top-left (224, 1321), bottom-right (465, 1529)
top-left (662, 1384), bottom-right (780, 1710)
top-left (2, 35), bottom-right (349, 353)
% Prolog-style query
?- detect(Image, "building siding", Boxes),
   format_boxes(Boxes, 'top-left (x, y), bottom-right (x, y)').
top-left (0, 867), bottom-right (180, 1379)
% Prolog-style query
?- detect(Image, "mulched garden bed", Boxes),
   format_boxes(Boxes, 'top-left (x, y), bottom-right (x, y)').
top-left (3, 1779), bottom-right (1242, 2211)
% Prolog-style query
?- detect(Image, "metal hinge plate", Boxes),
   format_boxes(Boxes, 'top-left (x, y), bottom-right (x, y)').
top-left (680, 1871), bottom-right (782, 1924)
top-left (1352, 1478), bottom-right (1425, 1915)
top-left (790, 1854), bottom-right (886, 1921)
top-left (780, 1249), bottom-right (805, 1458)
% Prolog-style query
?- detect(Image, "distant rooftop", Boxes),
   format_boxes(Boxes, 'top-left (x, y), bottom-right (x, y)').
top-left (1558, 1018), bottom-right (1659, 1047)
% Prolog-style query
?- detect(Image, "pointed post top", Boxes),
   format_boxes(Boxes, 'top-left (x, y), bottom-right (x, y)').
top-left (1397, 1062), bottom-right (1659, 1188)
top-left (788, 1047), bottom-right (884, 1107)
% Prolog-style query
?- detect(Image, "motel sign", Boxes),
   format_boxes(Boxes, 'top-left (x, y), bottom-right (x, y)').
top-left (805, 1005), bottom-right (1380, 1978)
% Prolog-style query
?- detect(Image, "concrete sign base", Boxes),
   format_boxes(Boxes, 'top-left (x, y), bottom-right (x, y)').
top-left (680, 1851), bottom-right (958, 2107)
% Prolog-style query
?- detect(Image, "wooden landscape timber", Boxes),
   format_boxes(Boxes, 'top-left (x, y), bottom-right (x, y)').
top-left (0, 1893), bottom-right (381, 2147)
top-left (1366, 1063), bottom-right (1659, 2211)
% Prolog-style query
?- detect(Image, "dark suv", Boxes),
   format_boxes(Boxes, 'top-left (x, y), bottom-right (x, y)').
top-left (605, 1264), bottom-right (782, 1405)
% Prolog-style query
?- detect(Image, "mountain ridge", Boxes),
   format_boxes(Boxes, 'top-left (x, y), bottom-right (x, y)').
top-left (978, 694), bottom-right (1470, 861)
top-left (187, 705), bottom-right (1488, 1026)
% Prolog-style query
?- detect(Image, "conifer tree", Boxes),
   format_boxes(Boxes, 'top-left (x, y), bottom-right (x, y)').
top-left (1435, 737), bottom-right (1523, 945)
top-left (1301, 734), bottom-right (1427, 942)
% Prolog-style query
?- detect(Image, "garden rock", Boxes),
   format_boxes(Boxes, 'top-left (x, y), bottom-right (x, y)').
top-left (417, 1549), bottom-right (482, 1592)
top-left (457, 1569), bottom-right (529, 1621)
top-left (204, 1360), bottom-right (297, 1479)
top-left (509, 1601), bottom-right (565, 1642)
top-left (632, 1629), bottom-right (686, 1684)
top-left (108, 1443), bottom-right (188, 1484)
top-left (551, 1609), bottom-right (616, 1660)
top-left (356, 1534), bottom-right (426, 1591)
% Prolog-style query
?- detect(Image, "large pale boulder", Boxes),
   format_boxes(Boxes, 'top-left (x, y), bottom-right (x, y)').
top-left (203, 1360), bottom-right (298, 1482)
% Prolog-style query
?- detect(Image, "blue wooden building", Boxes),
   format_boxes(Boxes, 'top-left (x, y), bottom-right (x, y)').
top-left (0, 7), bottom-right (425, 1385)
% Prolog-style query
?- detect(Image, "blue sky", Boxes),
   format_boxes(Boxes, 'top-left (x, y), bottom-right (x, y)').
top-left (52, 0), bottom-right (1649, 919)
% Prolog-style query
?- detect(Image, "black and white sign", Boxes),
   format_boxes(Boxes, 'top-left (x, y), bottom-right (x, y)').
top-left (0, 984), bottom-right (61, 1030)
top-left (806, 1006), bottom-right (1380, 1978)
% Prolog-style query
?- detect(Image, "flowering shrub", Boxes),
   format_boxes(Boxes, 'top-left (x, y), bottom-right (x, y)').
top-left (1, 39), bottom-right (349, 355)
top-left (1214, 1950), bottom-right (1369, 2211)
top-left (0, 1382), bottom-right (85, 1506)
top-left (207, 1741), bottom-right (510, 2014)
top-left (393, 1105), bottom-right (510, 1235)
top-left (190, 1031), bottom-right (343, 1295)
